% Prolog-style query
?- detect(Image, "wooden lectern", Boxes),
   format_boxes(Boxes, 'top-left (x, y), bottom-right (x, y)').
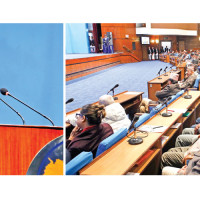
top-left (0, 124), bottom-right (63, 175)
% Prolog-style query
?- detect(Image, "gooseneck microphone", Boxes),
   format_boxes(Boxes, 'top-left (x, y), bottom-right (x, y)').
top-left (164, 66), bottom-right (168, 76)
top-left (157, 68), bottom-right (162, 79)
top-left (0, 88), bottom-right (54, 126)
top-left (184, 86), bottom-right (192, 99)
top-left (107, 84), bottom-right (119, 100)
top-left (127, 114), bottom-right (143, 145)
top-left (161, 96), bottom-right (172, 117)
top-left (0, 98), bottom-right (25, 125)
top-left (66, 98), bottom-right (74, 104)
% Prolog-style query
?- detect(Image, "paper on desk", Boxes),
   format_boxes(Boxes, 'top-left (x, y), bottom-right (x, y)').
top-left (171, 123), bottom-right (182, 129)
top-left (138, 125), bottom-right (168, 133)
top-left (167, 108), bottom-right (187, 113)
top-left (124, 92), bottom-right (140, 95)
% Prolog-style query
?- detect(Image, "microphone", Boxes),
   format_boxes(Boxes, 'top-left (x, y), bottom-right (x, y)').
top-left (107, 84), bottom-right (119, 93)
top-left (157, 68), bottom-right (162, 79)
top-left (184, 86), bottom-right (192, 99)
top-left (127, 114), bottom-right (143, 145)
top-left (161, 96), bottom-right (172, 117)
top-left (0, 98), bottom-right (25, 125)
top-left (0, 88), bottom-right (54, 126)
top-left (164, 66), bottom-right (168, 76)
top-left (107, 84), bottom-right (119, 100)
top-left (66, 98), bottom-right (74, 104)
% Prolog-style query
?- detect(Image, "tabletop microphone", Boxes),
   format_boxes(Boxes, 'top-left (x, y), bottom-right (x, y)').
top-left (161, 96), bottom-right (172, 117)
top-left (127, 114), bottom-right (143, 145)
top-left (0, 98), bottom-right (25, 125)
top-left (157, 68), bottom-right (162, 79)
top-left (0, 88), bottom-right (54, 126)
top-left (107, 84), bottom-right (119, 100)
top-left (66, 98), bottom-right (74, 104)
top-left (184, 86), bottom-right (192, 99)
top-left (164, 66), bottom-right (168, 76)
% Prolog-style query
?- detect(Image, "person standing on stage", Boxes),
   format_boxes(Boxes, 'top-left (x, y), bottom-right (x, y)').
top-left (103, 34), bottom-right (109, 53)
top-left (148, 46), bottom-right (152, 60)
top-left (152, 46), bottom-right (155, 60)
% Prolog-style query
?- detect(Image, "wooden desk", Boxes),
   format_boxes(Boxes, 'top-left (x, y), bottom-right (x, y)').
top-left (66, 91), bottom-right (143, 134)
top-left (177, 62), bottom-right (186, 80)
top-left (80, 91), bottom-right (200, 175)
top-left (148, 70), bottom-right (181, 101)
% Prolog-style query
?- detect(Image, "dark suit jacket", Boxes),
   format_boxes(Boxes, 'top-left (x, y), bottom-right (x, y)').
top-left (66, 123), bottom-right (113, 159)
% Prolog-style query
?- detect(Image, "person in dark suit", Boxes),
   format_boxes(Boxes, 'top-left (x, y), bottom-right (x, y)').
top-left (165, 46), bottom-right (168, 52)
top-left (148, 46), bottom-right (152, 60)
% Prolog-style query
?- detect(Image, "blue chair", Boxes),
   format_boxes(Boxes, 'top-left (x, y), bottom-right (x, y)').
top-left (65, 151), bottom-right (93, 175)
top-left (193, 74), bottom-right (200, 90)
top-left (95, 128), bottom-right (127, 157)
top-left (175, 90), bottom-right (184, 98)
top-left (167, 95), bottom-right (176, 105)
top-left (134, 113), bottom-right (151, 128)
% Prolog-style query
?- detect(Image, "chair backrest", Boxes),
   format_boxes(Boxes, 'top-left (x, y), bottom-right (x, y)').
top-left (134, 113), bottom-right (151, 128)
top-left (175, 90), bottom-right (184, 98)
top-left (65, 151), bottom-right (93, 175)
top-left (95, 128), bottom-right (127, 157)
top-left (167, 95), bottom-right (176, 105)
top-left (193, 74), bottom-right (200, 89)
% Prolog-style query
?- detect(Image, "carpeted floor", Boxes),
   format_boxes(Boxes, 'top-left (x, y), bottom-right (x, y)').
top-left (66, 60), bottom-right (172, 112)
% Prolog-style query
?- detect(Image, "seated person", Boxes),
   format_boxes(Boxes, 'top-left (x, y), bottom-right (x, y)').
top-left (161, 135), bottom-right (200, 170)
top-left (66, 104), bottom-right (113, 160)
top-left (99, 94), bottom-right (131, 131)
top-left (178, 65), bottom-right (197, 89)
top-left (162, 150), bottom-right (200, 175)
top-left (139, 73), bottom-right (181, 113)
top-left (156, 73), bottom-right (180, 103)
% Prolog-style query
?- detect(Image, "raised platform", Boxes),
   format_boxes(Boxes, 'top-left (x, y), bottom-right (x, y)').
top-left (66, 52), bottom-right (141, 81)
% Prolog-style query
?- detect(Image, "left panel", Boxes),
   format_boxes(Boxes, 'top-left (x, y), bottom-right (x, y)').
top-left (0, 23), bottom-right (63, 175)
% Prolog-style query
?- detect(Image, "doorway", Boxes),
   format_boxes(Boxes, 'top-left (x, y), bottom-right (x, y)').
top-left (161, 41), bottom-right (172, 52)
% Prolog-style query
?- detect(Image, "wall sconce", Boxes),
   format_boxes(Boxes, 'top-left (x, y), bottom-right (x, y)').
top-left (156, 39), bottom-right (159, 43)
top-left (199, 36), bottom-right (200, 41)
top-left (151, 40), bottom-right (155, 43)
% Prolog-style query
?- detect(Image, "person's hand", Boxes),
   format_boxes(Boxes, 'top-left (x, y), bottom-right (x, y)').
top-left (177, 165), bottom-right (187, 175)
top-left (69, 126), bottom-right (82, 140)
top-left (182, 154), bottom-right (194, 164)
top-left (194, 124), bottom-right (200, 134)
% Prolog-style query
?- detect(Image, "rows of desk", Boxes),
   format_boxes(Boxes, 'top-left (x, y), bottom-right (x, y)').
top-left (79, 91), bottom-right (200, 175)
top-left (66, 91), bottom-right (143, 137)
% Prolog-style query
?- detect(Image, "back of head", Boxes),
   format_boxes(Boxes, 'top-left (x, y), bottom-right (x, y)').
top-left (81, 104), bottom-right (106, 125)
top-left (99, 94), bottom-right (114, 106)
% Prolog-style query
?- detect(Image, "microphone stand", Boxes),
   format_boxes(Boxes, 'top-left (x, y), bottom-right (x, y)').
top-left (0, 98), bottom-right (25, 125)
top-left (8, 93), bottom-right (54, 126)
top-left (107, 89), bottom-right (118, 100)
top-left (157, 70), bottom-right (162, 79)
top-left (184, 88), bottom-right (192, 99)
top-left (162, 102), bottom-right (172, 117)
top-left (128, 127), bottom-right (143, 145)
top-left (164, 67), bottom-right (168, 76)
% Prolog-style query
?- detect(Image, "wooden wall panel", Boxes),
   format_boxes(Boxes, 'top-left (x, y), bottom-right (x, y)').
top-left (0, 125), bottom-right (63, 175)
top-left (151, 23), bottom-right (198, 30)
top-left (101, 23), bottom-right (143, 60)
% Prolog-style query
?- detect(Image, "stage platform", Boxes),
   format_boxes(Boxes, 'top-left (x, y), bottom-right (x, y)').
top-left (66, 52), bottom-right (141, 81)
top-left (65, 53), bottom-right (119, 60)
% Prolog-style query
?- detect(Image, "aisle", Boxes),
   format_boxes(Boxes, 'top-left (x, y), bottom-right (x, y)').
top-left (66, 60), bottom-right (171, 112)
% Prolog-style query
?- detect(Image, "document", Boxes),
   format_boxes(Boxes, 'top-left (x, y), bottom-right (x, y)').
top-left (124, 92), bottom-right (140, 95)
top-left (171, 123), bottom-right (182, 129)
top-left (138, 125), bottom-right (168, 133)
top-left (167, 108), bottom-right (187, 113)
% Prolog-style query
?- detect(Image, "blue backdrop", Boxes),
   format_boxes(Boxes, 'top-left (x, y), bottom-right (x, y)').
top-left (66, 23), bottom-right (90, 53)
top-left (0, 24), bottom-right (63, 126)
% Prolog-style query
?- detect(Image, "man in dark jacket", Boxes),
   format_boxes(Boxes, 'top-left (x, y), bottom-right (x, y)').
top-left (156, 73), bottom-right (181, 103)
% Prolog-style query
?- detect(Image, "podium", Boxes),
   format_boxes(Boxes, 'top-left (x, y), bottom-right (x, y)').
top-left (0, 124), bottom-right (63, 175)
